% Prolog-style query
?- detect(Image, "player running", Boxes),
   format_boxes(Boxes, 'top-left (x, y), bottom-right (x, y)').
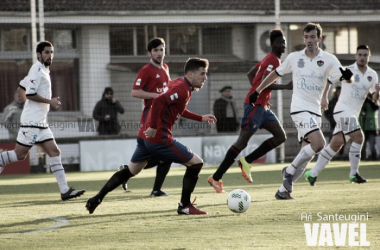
top-left (305, 45), bottom-right (380, 185)
top-left (86, 58), bottom-right (216, 215)
top-left (251, 23), bottom-right (353, 199)
top-left (208, 28), bottom-right (292, 193)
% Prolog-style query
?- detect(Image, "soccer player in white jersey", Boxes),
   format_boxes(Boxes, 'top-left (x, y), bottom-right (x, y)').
top-left (249, 22), bottom-right (354, 199)
top-left (305, 45), bottom-right (380, 185)
top-left (0, 41), bottom-right (85, 201)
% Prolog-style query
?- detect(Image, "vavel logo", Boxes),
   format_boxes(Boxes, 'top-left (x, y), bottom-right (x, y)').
top-left (302, 212), bottom-right (370, 247)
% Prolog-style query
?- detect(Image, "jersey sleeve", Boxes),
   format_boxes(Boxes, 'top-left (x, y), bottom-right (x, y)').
top-left (182, 109), bottom-right (202, 121)
top-left (261, 55), bottom-right (280, 80)
top-left (133, 67), bottom-right (150, 90)
top-left (327, 55), bottom-right (343, 84)
top-left (162, 85), bottom-right (188, 105)
top-left (19, 75), bottom-right (28, 90)
top-left (275, 52), bottom-right (294, 76)
top-left (25, 72), bottom-right (41, 96)
top-left (369, 70), bottom-right (379, 94)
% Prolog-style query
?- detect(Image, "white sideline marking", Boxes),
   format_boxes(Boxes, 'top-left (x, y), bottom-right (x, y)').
top-left (1, 213), bottom-right (69, 238)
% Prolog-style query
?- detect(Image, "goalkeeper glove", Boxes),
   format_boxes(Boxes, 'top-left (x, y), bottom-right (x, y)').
top-left (249, 91), bottom-right (259, 105)
top-left (339, 67), bottom-right (353, 81)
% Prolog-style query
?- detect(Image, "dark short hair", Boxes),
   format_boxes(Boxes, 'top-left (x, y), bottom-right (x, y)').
top-left (36, 41), bottom-right (53, 54)
top-left (303, 22), bottom-right (322, 38)
top-left (147, 37), bottom-right (165, 52)
top-left (184, 58), bottom-right (209, 74)
top-left (269, 29), bottom-right (284, 44)
top-left (357, 44), bottom-right (370, 55)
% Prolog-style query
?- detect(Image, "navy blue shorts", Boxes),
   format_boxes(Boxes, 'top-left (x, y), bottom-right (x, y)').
top-left (131, 137), bottom-right (194, 164)
top-left (240, 104), bottom-right (279, 133)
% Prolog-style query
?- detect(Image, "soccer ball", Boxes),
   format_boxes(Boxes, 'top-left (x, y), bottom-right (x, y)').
top-left (227, 189), bottom-right (251, 213)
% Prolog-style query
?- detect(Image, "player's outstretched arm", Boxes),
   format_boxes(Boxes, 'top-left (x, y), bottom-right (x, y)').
top-left (201, 114), bottom-right (217, 125)
top-left (256, 71), bottom-right (280, 93)
top-left (249, 71), bottom-right (281, 105)
top-left (267, 80), bottom-right (293, 90)
top-left (131, 89), bottom-right (160, 99)
top-left (339, 67), bottom-right (354, 83)
top-left (181, 110), bottom-right (216, 124)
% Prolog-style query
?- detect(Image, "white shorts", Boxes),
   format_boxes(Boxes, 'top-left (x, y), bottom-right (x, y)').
top-left (333, 110), bottom-right (361, 141)
top-left (16, 127), bottom-right (54, 147)
top-left (291, 112), bottom-right (322, 143)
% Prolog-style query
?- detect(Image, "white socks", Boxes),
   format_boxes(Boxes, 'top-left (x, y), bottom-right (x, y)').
top-left (278, 145), bottom-right (316, 192)
top-left (50, 156), bottom-right (69, 194)
top-left (349, 142), bottom-right (362, 176)
top-left (293, 159), bottom-right (313, 183)
top-left (279, 157), bottom-right (314, 192)
top-left (290, 144), bottom-right (316, 171)
top-left (310, 145), bottom-right (337, 177)
top-left (0, 150), bottom-right (18, 167)
top-left (0, 151), bottom-right (18, 174)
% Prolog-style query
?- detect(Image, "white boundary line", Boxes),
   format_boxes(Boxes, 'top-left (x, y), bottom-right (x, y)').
top-left (1, 213), bottom-right (69, 238)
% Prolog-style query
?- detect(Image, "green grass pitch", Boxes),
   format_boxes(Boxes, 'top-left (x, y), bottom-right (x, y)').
top-left (1, 161), bottom-right (379, 249)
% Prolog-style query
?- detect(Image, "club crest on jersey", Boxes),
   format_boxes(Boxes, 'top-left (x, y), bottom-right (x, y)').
top-left (30, 79), bottom-right (36, 84)
top-left (156, 74), bottom-right (160, 78)
top-left (297, 59), bottom-right (305, 68)
top-left (367, 76), bottom-right (372, 82)
top-left (355, 75), bottom-right (360, 82)
top-left (170, 93), bottom-right (178, 100)
top-left (317, 60), bottom-right (324, 67)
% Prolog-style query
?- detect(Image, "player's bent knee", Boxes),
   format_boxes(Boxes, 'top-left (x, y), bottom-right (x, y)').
top-left (276, 134), bottom-right (287, 145)
top-left (185, 154), bottom-right (203, 166)
top-left (314, 142), bottom-right (326, 153)
top-left (188, 162), bottom-right (203, 169)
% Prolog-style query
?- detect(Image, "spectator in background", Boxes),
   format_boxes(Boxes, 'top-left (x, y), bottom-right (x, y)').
top-left (213, 86), bottom-right (239, 132)
top-left (2, 90), bottom-right (24, 139)
top-left (359, 94), bottom-right (379, 160)
top-left (93, 87), bottom-right (125, 135)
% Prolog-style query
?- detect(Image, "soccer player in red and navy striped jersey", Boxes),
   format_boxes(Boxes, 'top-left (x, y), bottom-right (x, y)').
top-left (208, 29), bottom-right (292, 193)
top-left (86, 58), bottom-right (217, 215)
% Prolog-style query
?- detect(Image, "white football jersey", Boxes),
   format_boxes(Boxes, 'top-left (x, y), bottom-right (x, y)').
top-left (20, 61), bottom-right (52, 128)
top-left (19, 62), bottom-right (40, 90)
top-left (276, 48), bottom-right (342, 115)
top-left (334, 63), bottom-right (378, 117)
